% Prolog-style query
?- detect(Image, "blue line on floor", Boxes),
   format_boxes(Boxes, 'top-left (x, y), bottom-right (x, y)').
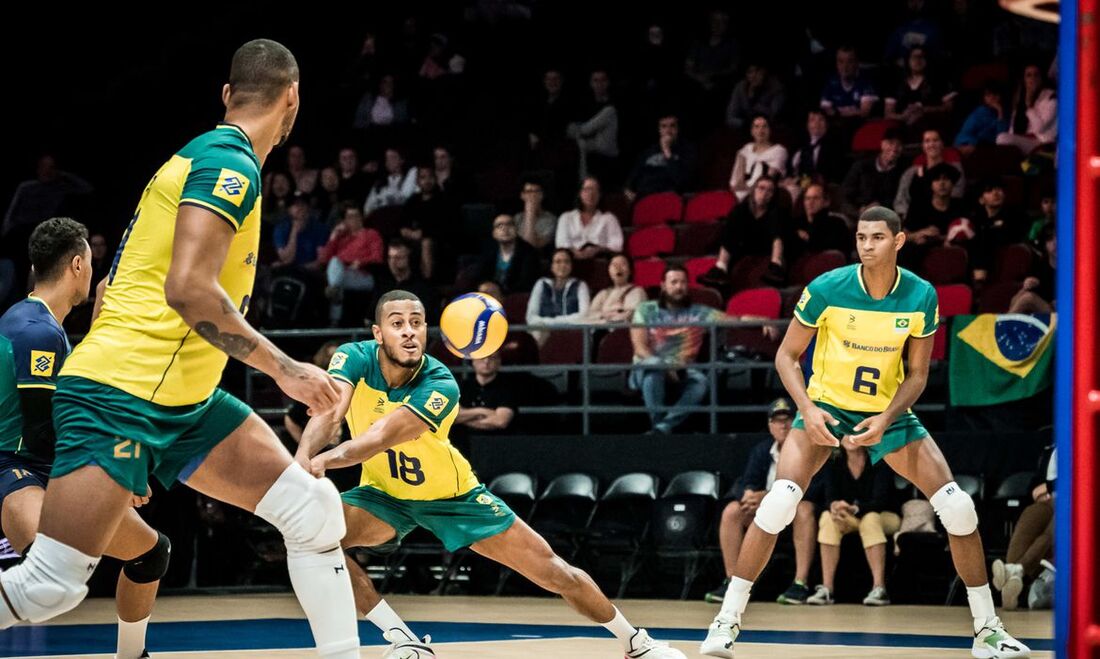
top-left (0, 619), bottom-right (1054, 656)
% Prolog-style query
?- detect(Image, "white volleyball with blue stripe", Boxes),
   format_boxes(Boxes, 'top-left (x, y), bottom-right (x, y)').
top-left (440, 293), bottom-right (509, 359)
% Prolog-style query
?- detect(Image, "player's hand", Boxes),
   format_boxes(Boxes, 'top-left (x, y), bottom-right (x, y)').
top-left (276, 360), bottom-right (340, 417)
top-left (309, 454), bottom-right (328, 479)
top-left (803, 406), bottom-right (841, 447)
top-left (131, 486), bottom-right (152, 508)
top-left (294, 450), bottom-right (314, 476)
top-left (848, 414), bottom-right (888, 447)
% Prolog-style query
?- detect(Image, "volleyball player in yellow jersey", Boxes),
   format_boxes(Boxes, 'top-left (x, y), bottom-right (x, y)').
top-left (701, 207), bottom-right (1029, 659)
top-left (298, 290), bottom-right (687, 659)
top-left (0, 40), bottom-right (361, 658)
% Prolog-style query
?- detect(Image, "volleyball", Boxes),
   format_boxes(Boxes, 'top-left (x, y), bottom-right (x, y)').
top-left (440, 293), bottom-right (508, 359)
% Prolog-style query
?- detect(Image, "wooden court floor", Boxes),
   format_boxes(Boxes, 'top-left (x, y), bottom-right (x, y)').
top-left (10, 593), bottom-right (1054, 658)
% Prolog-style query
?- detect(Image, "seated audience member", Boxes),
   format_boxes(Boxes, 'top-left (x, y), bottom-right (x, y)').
top-left (991, 446), bottom-right (1056, 610)
top-left (286, 144), bottom-right (319, 195)
top-left (262, 171), bottom-right (295, 225)
top-left (586, 254), bottom-right (648, 324)
top-left (997, 64), bottom-right (1058, 154)
top-left (725, 62), bottom-right (786, 130)
top-left (900, 163), bottom-right (965, 269)
top-left (567, 69), bottom-right (620, 182)
top-left (273, 192), bottom-right (328, 270)
top-left (477, 280), bottom-right (505, 303)
top-left (401, 164), bottom-right (458, 282)
top-left (364, 147), bottom-right (418, 214)
top-left (629, 265), bottom-right (724, 434)
top-left (432, 145), bottom-right (474, 203)
top-left (970, 179), bottom-right (1029, 283)
top-left (840, 130), bottom-right (904, 217)
top-left (368, 239), bottom-right (440, 324)
top-left (806, 441), bottom-right (899, 607)
top-left (786, 109), bottom-right (846, 191)
top-left (624, 114), bottom-right (697, 201)
top-left (556, 177), bottom-right (624, 259)
top-left (515, 179), bottom-right (558, 250)
top-left (705, 400), bottom-right (820, 605)
top-left (1009, 223), bottom-right (1056, 313)
top-left (955, 82), bottom-right (1009, 153)
top-left (786, 183), bottom-right (853, 263)
top-left (353, 73), bottom-right (410, 130)
top-left (716, 177), bottom-right (789, 275)
top-left (526, 248), bottom-right (591, 344)
top-left (730, 114), bottom-right (788, 202)
top-left (883, 47), bottom-right (956, 127)
top-left (475, 215), bottom-right (542, 295)
top-left (455, 352), bottom-right (518, 434)
top-left (894, 129), bottom-right (965, 218)
top-left (820, 45), bottom-right (877, 119)
top-left (284, 341), bottom-right (344, 443)
top-left (313, 166), bottom-right (343, 224)
top-left (527, 68), bottom-right (570, 152)
top-left (337, 147), bottom-right (371, 209)
top-left (319, 204), bottom-right (384, 325)
top-left (684, 9), bottom-right (739, 95)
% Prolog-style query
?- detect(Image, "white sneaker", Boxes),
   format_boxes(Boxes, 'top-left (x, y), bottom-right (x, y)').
top-left (806, 585), bottom-right (834, 605)
top-left (699, 615), bottom-right (740, 658)
top-left (625, 628), bottom-right (686, 658)
top-left (381, 629), bottom-right (436, 658)
top-left (993, 561), bottom-right (1025, 610)
top-left (862, 586), bottom-right (890, 606)
top-left (972, 616), bottom-right (1031, 658)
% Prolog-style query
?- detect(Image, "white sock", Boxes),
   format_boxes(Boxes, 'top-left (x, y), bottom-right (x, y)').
top-left (601, 607), bottom-right (638, 650)
top-left (116, 615), bottom-right (149, 659)
top-left (719, 576), bottom-right (753, 621)
top-left (967, 584), bottom-right (997, 631)
top-left (366, 599), bottom-right (418, 641)
top-left (287, 549), bottom-right (360, 658)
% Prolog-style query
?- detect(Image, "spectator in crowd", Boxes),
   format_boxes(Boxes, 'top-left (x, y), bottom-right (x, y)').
top-left (319, 203), bottom-right (384, 325)
top-left (997, 63), bottom-right (1058, 153)
top-left (556, 177), bottom-right (624, 259)
top-left (2, 154), bottom-right (92, 239)
top-left (805, 441), bottom-right (899, 607)
top-left (400, 164), bottom-right (457, 281)
top-left (455, 352), bottom-right (517, 434)
top-left (474, 214), bottom-right (541, 295)
top-left (730, 114), bottom-right (788, 201)
top-left (1029, 194), bottom-right (1056, 242)
top-left (286, 145), bottom-right (319, 195)
top-left (820, 45), bottom-right (877, 119)
top-left (991, 446), bottom-right (1056, 610)
top-left (725, 62), bottom-right (786, 130)
top-left (631, 23), bottom-right (680, 111)
top-left (786, 183), bottom-right (853, 263)
top-left (88, 232), bottom-right (112, 285)
top-left (433, 144), bottom-right (474, 203)
top-left (716, 176), bottom-right (788, 275)
top-left (624, 114), bottom-right (697, 201)
top-left (285, 341), bottom-right (343, 443)
top-left (884, 0), bottom-right (945, 65)
top-left (353, 73), bottom-right (411, 130)
top-left (970, 179), bottom-right (1029, 283)
top-left (526, 248), bottom-right (591, 344)
top-left (883, 47), bottom-right (957, 128)
top-left (841, 129), bottom-right (905, 217)
top-left (684, 10), bottom-right (739, 95)
top-left (1010, 223), bottom-right (1056, 313)
top-left (273, 192), bottom-right (329, 270)
top-left (630, 265), bottom-right (724, 434)
top-left (527, 68), bottom-right (571, 152)
top-left (369, 239), bottom-right (440, 324)
top-left (705, 400), bottom-right (820, 606)
top-left (514, 179), bottom-right (557, 250)
top-left (477, 280), bottom-right (505, 303)
top-left (894, 129), bottom-right (965, 218)
top-left (312, 166), bottom-right (343, 225)
top-left (787, 109), bottom-right (846, 190)
top-left (900, 163), bottom-right (965, 269)
top-left (262, 171), bottom-right (295, 225)
top-left (337, 147), bottom-right (371, 208)
top-left (567, 69), bottom-right (620, 182)
top-left (586, 254), bottom-right (647, 324)
top-left (955, 82), bottom-right (1009, 153)
top-left (364, 147), bottom-right (418, 214)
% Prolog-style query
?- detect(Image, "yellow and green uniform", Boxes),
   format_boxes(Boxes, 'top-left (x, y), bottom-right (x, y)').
top-left (51, 124), bottom-right (258, 495)
top-left (330, 340), bottom-right (514, 551)
top-left (791, 264), bottom-right (939, 463)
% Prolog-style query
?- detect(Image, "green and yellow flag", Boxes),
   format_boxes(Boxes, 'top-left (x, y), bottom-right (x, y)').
top-left (948, 314), bottom-right (1056, 407)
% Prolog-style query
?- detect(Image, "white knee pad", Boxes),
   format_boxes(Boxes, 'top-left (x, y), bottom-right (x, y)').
top-left (930, 481), bottom-right (978, 536)
top-left (255, 463), bottom-right (347, 558)
top-left (753, 479), bottom-right (804, 535)
top-left (0, 534), bottom-right (96, 625)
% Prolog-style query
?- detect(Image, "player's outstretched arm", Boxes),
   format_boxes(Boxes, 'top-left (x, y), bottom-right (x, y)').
top-left (775, 318), bottom-right (839, 446)
top-left (296, 381), bottom-right (354, 470)
top-left (165, 205), bottom-right (338, 415)
top-left (311, 407), bottom-right (428, 475)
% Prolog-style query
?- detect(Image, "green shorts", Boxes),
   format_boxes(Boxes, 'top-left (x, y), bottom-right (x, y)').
top-left (51, 376), bottom-right (251, 495)
top-left (792, 401), bottom-right (930, 464)
top-left (341, 484), bottom-right (516, 552)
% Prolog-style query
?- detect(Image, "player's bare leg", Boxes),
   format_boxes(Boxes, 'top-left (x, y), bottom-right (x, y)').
top-left (0, 486), bottom-right (44, 554)
top-left (104, 508), bottom-right (165, 659)
top-left (184, 414), bottom-right (359, 658)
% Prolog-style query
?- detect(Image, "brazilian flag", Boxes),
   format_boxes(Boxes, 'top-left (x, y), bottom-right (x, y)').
top-left (948, 314), bottom-right (1056, 406)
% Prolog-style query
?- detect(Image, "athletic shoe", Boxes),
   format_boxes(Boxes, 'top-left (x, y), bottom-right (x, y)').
top-left (699, 615), bottom-right (740, 658)
top-left (381, 630), bottom-right (436, 658)
top-left (776, 580), bottom-right (810, 604)
top-left (993, 560), bottom-right (1025, 610)
top-left (972, 616), bottom-right (1031, 658)
top-left (862, 586), bottom-right (890, 606)
top-left (805, 584), bottom-right (834, 605)
top-left (705, 577), bottom-right (731, 604)
top-left (625, 628), bottom-right (686, 658)
top-left (1027, 560), bottom-right (1055, 610)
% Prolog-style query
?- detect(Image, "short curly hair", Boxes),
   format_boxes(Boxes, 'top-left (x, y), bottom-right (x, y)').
top-left (29, 217), bottom-right (88, 282)
top-left (859, 206), bottom-right (902, 235)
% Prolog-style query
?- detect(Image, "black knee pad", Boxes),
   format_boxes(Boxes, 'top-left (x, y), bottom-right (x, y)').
top-left (122, 532), bottom-right (171, 584)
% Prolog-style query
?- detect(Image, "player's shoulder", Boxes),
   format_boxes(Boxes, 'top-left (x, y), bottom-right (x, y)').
top-left (0, 299), bottom-right (63, 344)
top-left (896, 267), bottom-right (936, 301)
top-left (806, 263), bottom-right (859, 293)
top-left (178, 124), bottom-right (260, 175)
top-left (420, 353), bottom-right (458, 388)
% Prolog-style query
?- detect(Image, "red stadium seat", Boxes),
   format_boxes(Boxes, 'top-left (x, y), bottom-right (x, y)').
top-left (685, 256), bottom-right (720, 287)
top-left (932, 284), bottom-right (974, 360)
top-left (602, 191), bottom-right (632, 228)
top-left (674, 222), bottom-right (722, 256)
top-left (502, 292), bottom-right (530, 324)
top-left (683, 190), bottom-right (735, 223)
top-left (789, 250), bottom-right (847, 286)
top-left (427, 338), bottom-right (462, 366)
top-left (627, 225), bottom-right (676, 258)
top-left (960, 61), bottom-right (1010, 92)
top-left (961, 144), bottom-right (1024, 180)
top-left (729, 255), bottom-right (773, 292)
top-left (978, 281), bottom-right (1023, 313)
top-left (633, 258), bottom-right (666, 288)
top-left (992, 243), bottom-right (1034, 282)
top-left (689, 286), bottom-right (724, 310)
top-left (726, 287), bottom-right (781, 319)
top-left (596, 329), bottom-right (635, 364)
top-left (539, 329), bottom-right (586, 365)
top-left (851, 119), bottom-right (902, 153)
top-left (572, 258), bottom-right (612, 294)
top-left (921, 245), bottom-right (969, 285)
top-left (631, 191), bottom-right (683, 227)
